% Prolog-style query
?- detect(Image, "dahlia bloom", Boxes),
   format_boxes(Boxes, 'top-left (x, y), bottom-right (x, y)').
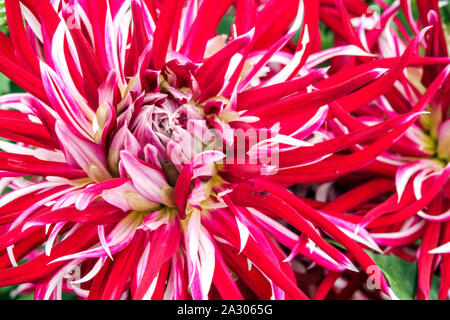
top-left (0, 0), bottom-right (445, 300)
top-left (310, 0), bottom-right (450, 300)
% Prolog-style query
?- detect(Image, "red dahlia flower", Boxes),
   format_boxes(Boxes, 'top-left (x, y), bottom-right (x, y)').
top-left (0, 0), bottom-right (444, 300)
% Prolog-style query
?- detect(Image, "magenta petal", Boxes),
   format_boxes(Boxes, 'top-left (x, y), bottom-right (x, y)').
top-left (120, 150), bottom-right (168, 204)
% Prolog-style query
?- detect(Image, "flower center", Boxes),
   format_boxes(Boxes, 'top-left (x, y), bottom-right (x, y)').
top-left (95, 58), bottom-right (248, 214)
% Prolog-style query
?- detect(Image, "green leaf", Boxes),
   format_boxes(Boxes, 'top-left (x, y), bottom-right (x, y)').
top-left (1, 187), bottom-right (12, 195)
top-left (62, 292), bottom-right (79, 300)
top-left (15, 293), bottom-right (34, 300)
top-left (0, 1), bottom-right (6, 30)
top-left (430, 273), bottom-right (441, 300)
top-left (320, 22), bottom-right (334, 50)
top-left (367, 251), bottom-right (441, 300)
top-left (0, 73), bottom-right (11, 95)
top-left (0, 286), bottom-right (15, 300)
top-left (217, 15), bottom-right (235, 35)
top-left (367, 251), bottom-right (417, 300)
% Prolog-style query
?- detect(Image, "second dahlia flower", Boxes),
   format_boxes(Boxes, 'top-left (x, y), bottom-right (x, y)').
top-left (309, 0), bottom-right (450, 300)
